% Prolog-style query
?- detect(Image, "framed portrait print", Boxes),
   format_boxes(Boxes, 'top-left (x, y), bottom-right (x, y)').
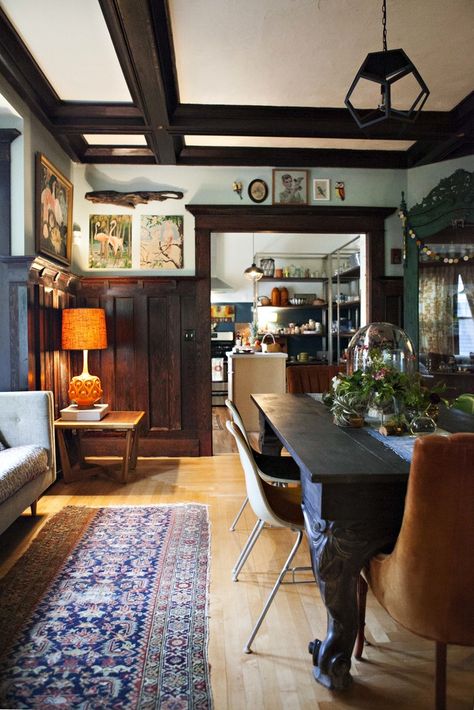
top-left (248, 178), bottom-right (268, 203)
top-left (272, 169), bottom-right (309, 205)
top-left (36, 153), bottom-right (73, 265)
top-left (313, 178), bottom-right (330, 201)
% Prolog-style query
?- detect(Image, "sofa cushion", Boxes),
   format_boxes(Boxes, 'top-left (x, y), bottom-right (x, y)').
top-left (0, 445), bottom-right (49, 504)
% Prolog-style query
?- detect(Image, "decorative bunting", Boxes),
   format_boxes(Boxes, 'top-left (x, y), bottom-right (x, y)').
top-left (399, 206), bottom-right (474, 263)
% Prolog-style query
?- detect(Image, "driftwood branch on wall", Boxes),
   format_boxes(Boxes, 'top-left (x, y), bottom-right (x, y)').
top-left (85, 190), bottom-right (184, 209)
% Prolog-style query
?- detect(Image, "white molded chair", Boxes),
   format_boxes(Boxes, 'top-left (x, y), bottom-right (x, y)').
top-left (226, 419), bottom-right (309, 653)
top-left (225, 398), bottom-right (300, 534)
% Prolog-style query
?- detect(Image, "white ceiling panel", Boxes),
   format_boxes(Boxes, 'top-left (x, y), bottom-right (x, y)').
top-left (0, 0), bottom-right (132, 102)
top-left (83, 134), bottom-right (148, 146)
top-left (169, 0), bottom-right (474, 111)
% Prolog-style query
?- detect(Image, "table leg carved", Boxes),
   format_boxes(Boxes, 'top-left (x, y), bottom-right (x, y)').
top-left (302, 507), bottom-right (399, 690)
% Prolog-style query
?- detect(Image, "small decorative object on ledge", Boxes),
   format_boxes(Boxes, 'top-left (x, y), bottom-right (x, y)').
top-left (232, 181), bottom-right (243, 199)
top-left (335, 181), bottom-right (345, 201)
top-left (85, 190), bottom-right (184, 209)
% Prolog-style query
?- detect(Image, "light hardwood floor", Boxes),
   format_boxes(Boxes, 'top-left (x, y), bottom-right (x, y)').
top-left (0, 409), bottom-right (473, 709)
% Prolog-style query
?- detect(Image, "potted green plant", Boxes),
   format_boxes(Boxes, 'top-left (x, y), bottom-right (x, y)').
top-left (330, 391), bottom-right (367, 427)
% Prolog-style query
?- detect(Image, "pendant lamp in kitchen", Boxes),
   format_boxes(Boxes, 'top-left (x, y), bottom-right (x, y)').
top-left (243, 233), bottom-right (263, 281)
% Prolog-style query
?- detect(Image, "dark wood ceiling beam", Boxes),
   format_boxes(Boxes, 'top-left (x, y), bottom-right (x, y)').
top-left (407, 136), bottom-right (472, 168)
top-left (98, 0), bottom-right (179, 164)
top-left (51, 103), bottom-right (147, 133)
top-left (178, 146), bottom-right (407, 169)
top-left (170, 104), bottom-right (454, 141)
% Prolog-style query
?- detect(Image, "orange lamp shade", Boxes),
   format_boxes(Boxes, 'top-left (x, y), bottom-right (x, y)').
top-left (62, 308), bottom-right (107, 409)
top-left (62, 308), bottom-right (107, 351)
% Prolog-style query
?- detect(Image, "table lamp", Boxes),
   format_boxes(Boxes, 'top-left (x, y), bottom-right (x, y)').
top-left (62, 308), bottom-right (108, 409)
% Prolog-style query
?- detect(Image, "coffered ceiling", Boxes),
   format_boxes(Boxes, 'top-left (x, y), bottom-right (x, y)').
top-left (0, 0), bottom-right (472, 168)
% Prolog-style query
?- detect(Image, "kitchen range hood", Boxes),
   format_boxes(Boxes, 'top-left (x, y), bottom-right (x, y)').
top-left (210, 276), bottom-right (232, 292)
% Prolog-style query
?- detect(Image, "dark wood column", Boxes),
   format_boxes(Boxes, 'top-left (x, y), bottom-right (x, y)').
top-left (0, 129), bottom-right (21, 256)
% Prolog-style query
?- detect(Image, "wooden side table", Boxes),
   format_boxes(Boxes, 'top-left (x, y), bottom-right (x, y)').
top-left (54, 411), bottom-right (145, 484)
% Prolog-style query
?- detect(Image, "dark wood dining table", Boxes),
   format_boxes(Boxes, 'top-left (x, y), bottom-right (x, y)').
top-left (251, 392), bottom-right (473, 692)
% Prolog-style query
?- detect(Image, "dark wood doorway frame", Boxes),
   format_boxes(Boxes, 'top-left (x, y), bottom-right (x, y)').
top-left (186, 204), bottom-right (396, 453)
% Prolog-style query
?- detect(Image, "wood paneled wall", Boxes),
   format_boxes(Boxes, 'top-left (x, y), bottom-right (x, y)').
top-left (0, 256), bottom-right (78, 417)
top-left (77, 276), bottom-right (211, 456)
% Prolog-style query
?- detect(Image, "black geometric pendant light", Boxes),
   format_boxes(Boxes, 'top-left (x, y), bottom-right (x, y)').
top-left (345, 0), bottom-right (429, 129)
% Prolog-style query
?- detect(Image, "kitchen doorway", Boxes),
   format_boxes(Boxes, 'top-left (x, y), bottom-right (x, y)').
top-left (187, 203), bottom-right (396, 454)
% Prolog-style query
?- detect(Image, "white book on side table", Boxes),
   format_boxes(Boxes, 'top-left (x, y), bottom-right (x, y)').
top-left (60, 403), bottom-right (110, 421)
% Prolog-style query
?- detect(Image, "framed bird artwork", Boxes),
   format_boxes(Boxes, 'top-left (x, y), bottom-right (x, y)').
top-left (313, 178), bottom-right (330, 201)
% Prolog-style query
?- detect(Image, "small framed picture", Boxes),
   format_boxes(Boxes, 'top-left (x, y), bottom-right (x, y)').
top-left (272, 169), bottom-right (309, 205)
top-left (248, 179), bottom-right (268, 203)
top-left (35, 153), bottom-right (73, 265)
top-left (391, 248), bottom-right (402, 265)
top-left (313, 178), bottom-right (330, 201)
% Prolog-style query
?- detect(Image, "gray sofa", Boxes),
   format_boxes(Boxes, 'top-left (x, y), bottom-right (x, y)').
top-left (0, 391), bottom-right (56, 535)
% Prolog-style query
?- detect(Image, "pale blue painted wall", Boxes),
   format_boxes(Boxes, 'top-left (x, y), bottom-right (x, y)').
top-left (1, 72), bottom-right (472, 286)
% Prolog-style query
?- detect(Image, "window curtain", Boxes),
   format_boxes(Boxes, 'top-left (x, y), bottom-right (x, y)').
top-left (419, 265), bottom-right (458, 355)
top-left (459, 263), bottom-right (474, 314)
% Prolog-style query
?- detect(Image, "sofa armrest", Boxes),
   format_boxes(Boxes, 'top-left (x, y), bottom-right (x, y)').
top-left (0, 391), bottom-right (56, 471)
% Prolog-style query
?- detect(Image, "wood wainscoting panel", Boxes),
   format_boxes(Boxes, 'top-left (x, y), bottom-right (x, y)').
top-left (78, 277), bottom-right (209, 457)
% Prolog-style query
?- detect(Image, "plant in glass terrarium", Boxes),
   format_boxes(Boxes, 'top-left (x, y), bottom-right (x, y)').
top-left (347, 322), bottom-right (416, 376)
top-left (329, 370), bottom-right (370, 427)
top-left (330, 391), bottom-right (367, 427)
top-left (401, 375), bottom-right (448, 433)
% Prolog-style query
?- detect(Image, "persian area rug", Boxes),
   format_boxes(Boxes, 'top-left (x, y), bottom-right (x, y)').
top-left (0, 505), bottom-right (213, 709)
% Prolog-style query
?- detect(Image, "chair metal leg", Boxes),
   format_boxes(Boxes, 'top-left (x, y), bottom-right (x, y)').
top-left (435, 641), bottom-right (447, 710)
top-left (243, 529), bottom-right (303, 654)
top-left (232, 519), bottom-right (265, 582)
top-left (229, 496), bottom-right (248, 531)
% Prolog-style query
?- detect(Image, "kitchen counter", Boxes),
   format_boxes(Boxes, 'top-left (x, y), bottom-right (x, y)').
top-left (227, 351), bottom-right (288, 429)
top-left (227, 351), bottom-right (288, 358)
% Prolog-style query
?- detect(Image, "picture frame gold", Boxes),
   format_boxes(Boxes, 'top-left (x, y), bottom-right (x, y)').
top-left (35, 153), bottom-right (73, 265)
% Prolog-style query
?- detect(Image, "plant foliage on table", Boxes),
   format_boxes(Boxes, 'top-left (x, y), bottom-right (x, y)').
top-left (326, 348), bottom-right (448, 428)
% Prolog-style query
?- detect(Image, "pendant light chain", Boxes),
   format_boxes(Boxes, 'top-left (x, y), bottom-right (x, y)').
top-left (382, 0), bottom-right (387, 52)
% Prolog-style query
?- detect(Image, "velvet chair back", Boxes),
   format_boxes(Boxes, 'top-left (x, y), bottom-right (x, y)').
top-left (366, 432), bottom-right (474, 646)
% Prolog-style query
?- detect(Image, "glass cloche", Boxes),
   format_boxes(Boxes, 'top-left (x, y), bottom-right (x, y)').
top-left (346, 322), bottom-right (416, 375)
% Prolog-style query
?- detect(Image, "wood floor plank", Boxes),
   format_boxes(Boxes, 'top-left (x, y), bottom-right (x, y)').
top-left (0, 417), bottom-right (473, 709)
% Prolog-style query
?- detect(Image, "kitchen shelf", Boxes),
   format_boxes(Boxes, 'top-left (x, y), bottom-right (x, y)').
top-left (333, 300), bottom-right (360, 307)
top-left (260, 276), bottom-right (326, 282)
top-left (331, 266), bottom-right (360, 280)
top-left (257, 304), bottom-right (327, 310)
top-left (255, 244), bottom-right (361, 364)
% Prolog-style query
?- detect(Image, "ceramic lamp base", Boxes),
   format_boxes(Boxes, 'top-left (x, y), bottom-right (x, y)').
top-left (68, 373), bottom-right (103, 409)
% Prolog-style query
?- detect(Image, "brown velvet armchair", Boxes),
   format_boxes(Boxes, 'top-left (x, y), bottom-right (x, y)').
top-left (286, 364), bottom-right (345, 394)
top-left (356, 433), bottom-right (474, 710)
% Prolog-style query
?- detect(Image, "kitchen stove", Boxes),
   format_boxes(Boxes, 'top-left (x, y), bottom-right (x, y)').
top-left (211, 331), bottom-right (234, 405)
